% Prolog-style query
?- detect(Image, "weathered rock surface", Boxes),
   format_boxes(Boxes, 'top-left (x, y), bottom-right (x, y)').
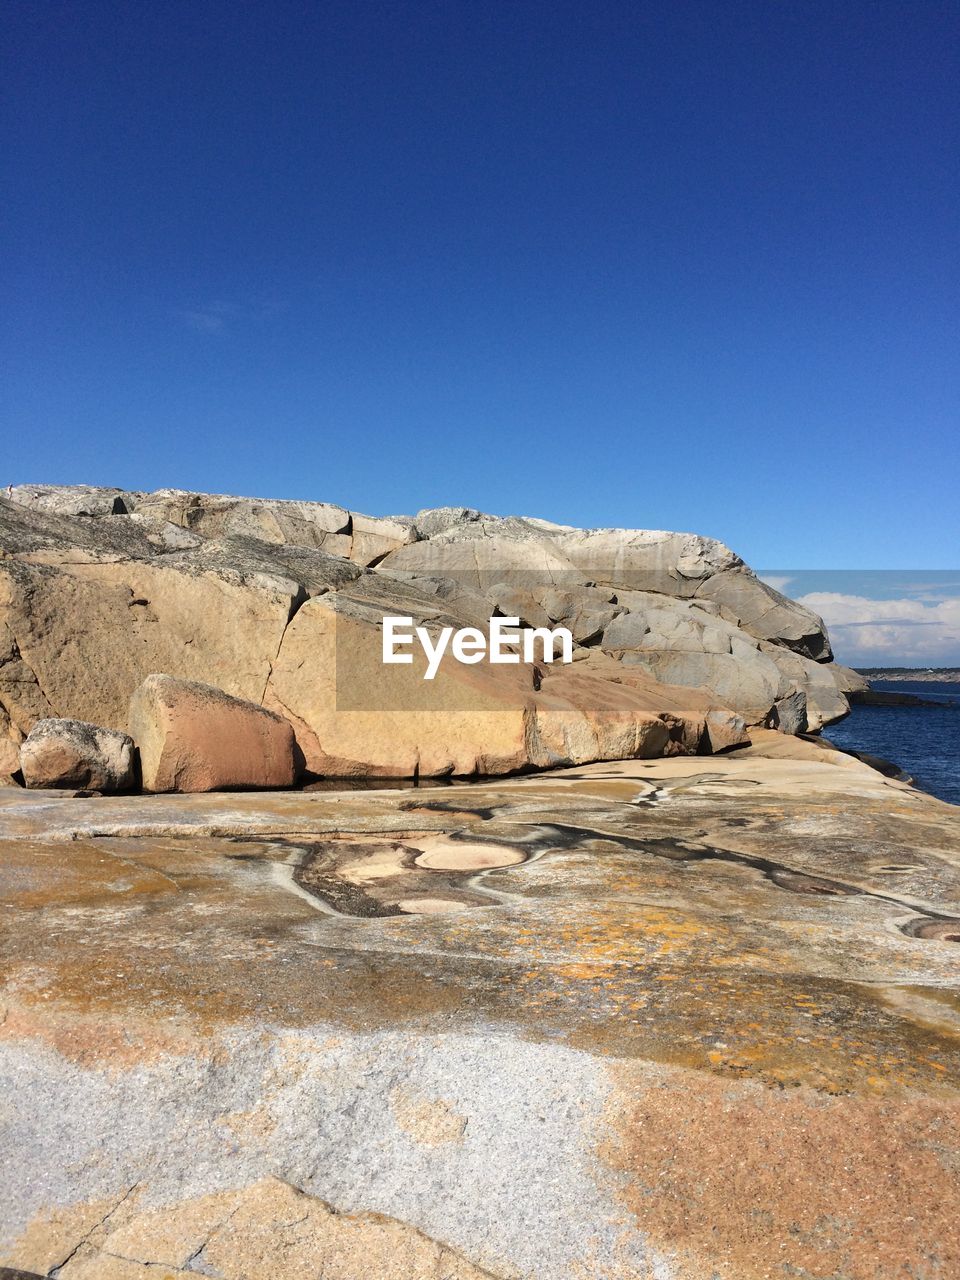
top-left (129, 674), bottom-right (298, 792)
top-left (19, 718), bottom-right (135, 791)
top-left (264, 593), bottom-right (746, 777)
top-left (1, 747), bottom-right (958, 1278)
top-left (0, 488), bottom-right (857, 776)
top-left (0, 734), bottom-right (20, 785)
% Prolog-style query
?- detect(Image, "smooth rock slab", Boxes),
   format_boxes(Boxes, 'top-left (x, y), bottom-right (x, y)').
top-left (0, 745), bottom-right (958, 1278)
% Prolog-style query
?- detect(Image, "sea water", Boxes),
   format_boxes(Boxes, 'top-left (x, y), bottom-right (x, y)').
top-left (825, 681), bottom-right (960, 806)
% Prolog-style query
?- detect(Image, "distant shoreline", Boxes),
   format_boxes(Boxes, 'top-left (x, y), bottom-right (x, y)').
top-left (854, 668), bottom-right (960, 684)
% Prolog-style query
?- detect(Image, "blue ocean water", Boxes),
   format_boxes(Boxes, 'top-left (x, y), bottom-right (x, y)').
top-left (825, 681), bottom-right (960, 806)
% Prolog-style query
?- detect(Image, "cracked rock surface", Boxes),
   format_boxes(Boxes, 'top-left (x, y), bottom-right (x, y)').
top-left (1, 734), bottom-right (959, 1279)
top-left (1, 490), bottom-right (866, 782)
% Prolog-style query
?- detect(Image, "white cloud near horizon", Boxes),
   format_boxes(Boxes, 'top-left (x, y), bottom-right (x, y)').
top-left (797, 591), bottom-right (960, 665)
top-left (759, 574), bottom-right (793, 594)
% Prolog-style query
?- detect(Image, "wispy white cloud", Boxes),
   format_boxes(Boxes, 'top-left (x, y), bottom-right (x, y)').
top-left (797, 591), bottom-right (960, 665)
top-left (178, 298), bottom-right (287, 334)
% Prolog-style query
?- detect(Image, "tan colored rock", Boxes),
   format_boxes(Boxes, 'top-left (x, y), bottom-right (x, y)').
top-left (0, 734), bottom-right (19, 785)
top-left (729, 726), bottom-right (871, 771)
top-left (536, 658), bottom-right (747, 759)
top-left (132, 488), bottom-right (351, 547)
top-left (348, 513), bottom-right (417, 566)
top-left (20, 718), bottom-right (135, 791)
top-left (0, 490), bottom-right (849, 763)
top-left (264, 596), bottom-right (535, 777)
top-left (264, 593), bottom-right (748, 777)
top-left (129, 674), bottom-right (298, 792)
top-left (50, 1178), bottom-right (496, 1280)
top-left (0, 618), bottom-right (55, 735)
top-left (832, 662), bottom-right (870, 694)
top-left (0, 553), bottom-right (298, 734)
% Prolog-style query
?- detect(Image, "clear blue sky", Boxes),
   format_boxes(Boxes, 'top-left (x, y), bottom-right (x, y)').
top-left (3, 0), bottom-right (958, 568)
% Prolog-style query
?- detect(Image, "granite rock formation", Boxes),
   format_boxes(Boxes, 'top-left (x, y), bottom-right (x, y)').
top-left (0, 487), bottom-right (865, 779)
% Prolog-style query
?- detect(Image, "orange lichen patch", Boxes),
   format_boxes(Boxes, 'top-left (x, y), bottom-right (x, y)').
top-left (0, 837), bottom-right (182, 908)
top-left (3, 760), bottom-right (960, 1095)
top-left (601, 1059), bottom-right (960, 1280)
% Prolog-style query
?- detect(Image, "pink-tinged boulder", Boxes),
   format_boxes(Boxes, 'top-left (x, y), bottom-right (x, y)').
top-left (19, 718), bottom-right (135, 791)
top-left (129, 674), bottom-right (298, 793)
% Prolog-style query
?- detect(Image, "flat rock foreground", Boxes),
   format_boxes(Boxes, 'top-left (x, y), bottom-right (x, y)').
top-left (2, 734), bottom-right (959, 1280)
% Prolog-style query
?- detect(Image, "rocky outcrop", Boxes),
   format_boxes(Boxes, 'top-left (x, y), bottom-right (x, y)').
top-left (130, 674), bottom-right (299, 792)
top-left (19, 718), bottom-right (135, 791)
top-left (1, 749), bottom-right (958, 1279)
top-left (0, 487), bottom-right (856, 777)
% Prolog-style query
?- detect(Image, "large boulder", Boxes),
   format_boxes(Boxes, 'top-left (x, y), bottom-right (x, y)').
top-left (19, 718), bottom-right (135, 791)
top-left (759, 643), bottom-right (850, 730)
top-left (129, 674), bottom-right (298, 792)
top-left (265, 594), bottom-right (535, 778)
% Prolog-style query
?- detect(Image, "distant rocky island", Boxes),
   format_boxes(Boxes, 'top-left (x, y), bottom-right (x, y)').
top-left (856, 666), bottom-right (960, 683)
top-left (2, 485), bottom-right (958, 1280)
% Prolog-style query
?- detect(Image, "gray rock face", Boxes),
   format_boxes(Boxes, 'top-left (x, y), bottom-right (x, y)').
top-left (769, 689), bottom-right (809, 735)
top-left (696, 569), bottom-right (832, 661)
top-left (622, 648), bottom-right (784, 725)
top-left (19, 717), bottom-right (135, 791)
